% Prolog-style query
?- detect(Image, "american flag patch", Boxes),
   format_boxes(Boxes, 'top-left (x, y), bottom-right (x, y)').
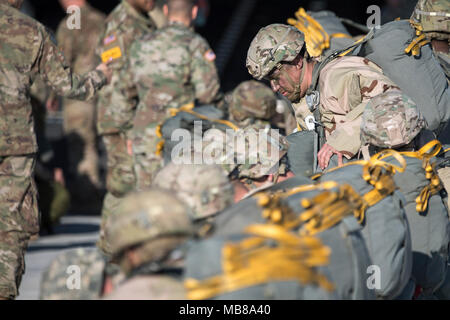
top-left (104, 34), bottom-right (117, 45)
top-left (204, 50), bottom-right (216, 62)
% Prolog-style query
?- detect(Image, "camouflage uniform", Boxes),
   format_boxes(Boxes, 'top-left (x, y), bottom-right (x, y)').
top-left (153, 163), bottom-right (234, 236)
top-left (247, 24), bottom-right (403, 159)
top-left (195, 126), bottom-right (289, 191)
top-left (360, 90), bottom-right (426, 148)
top-left (54, 3), bottom-right (106, 200)
top-left (40, 248), bottom-right (106, 300)
top-left (0, 1), bottom-right (106, 299)
top-left (411, 0), bottom-right (450, 76)
top-left (95, 0), bottom-right (156, 254)
top-left (103, 189), bottom-right (194, 300)
top-left (117, 21), bottom-right (220, 191)
top-left (226, 80), bottom-right (276, 131)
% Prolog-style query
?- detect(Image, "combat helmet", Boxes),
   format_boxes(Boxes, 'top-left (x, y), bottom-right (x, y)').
top-left (246, 24), bottom-right (306, 80)
top-left (107, 189), bottom-right (194, 259)
top-left (40, 248), bottom-right (106, 300)
top-left (361, 90), bottom-right (426, 148)
top-left (229, 80), bottom-right (277, 122)
top-left (411, 0), bottom-right (450, 41)
top-left (153, 163), bottom-right (234, 220)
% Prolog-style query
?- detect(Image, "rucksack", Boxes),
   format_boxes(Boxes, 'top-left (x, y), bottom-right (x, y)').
top-left (351, 20), bottom-right (450, 133)
top-left (159, 105), bottom-right (236, 164)
top-left (210, 178), bottom-right (376, 299)
top-left (314, 150), bottom-right (413, 299)
top-left (381, 141), bottom-right (450, 297)
top-left (184, 218), bottom-right (373, 300)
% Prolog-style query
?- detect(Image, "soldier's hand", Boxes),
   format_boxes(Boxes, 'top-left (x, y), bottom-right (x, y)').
top-left (317, 143), bottom-right (343, 170)
top-left (96, 61), bottom-right (113, 85)
top-left (46, 96), bottom-right (59, 113)
top-left (127, 139), bottom-right (133, 156)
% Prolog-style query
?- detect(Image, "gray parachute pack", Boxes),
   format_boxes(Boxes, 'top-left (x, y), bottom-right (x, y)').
top-left (350, 20), bottom-right (450, 133)
top-left (160, 105), bottom-right (231, 164)
top-left (207, 177), bottom-right (375, 300)
top-left (315, 154), bottom-right (413, 299)
top-left (381, 144), bottom-right (450, 298)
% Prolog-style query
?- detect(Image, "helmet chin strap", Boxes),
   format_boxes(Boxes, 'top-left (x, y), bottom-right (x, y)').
top-left (279, 56), bottom-right (307, 102)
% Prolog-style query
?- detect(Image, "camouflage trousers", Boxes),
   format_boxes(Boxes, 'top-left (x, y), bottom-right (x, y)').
top-left (0, 155), bottom-right (39, 299)
top-left (98, 133), bottom-right (136, 256)
top-left (63, 99), bottom-right (100, 197)
top-left (132, 128), bottom-right (163, 192)
top-left (102, 132), bottom-right (136, 197)
top-left (97, 192), bottom-right (123, 257)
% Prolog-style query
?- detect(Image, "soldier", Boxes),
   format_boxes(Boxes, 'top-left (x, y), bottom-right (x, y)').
top-left (0, 0), bottom-right (111, 300)
top-left (196, 125), bottom-right (294, 197)
top-left (114, 0), bottom-right (221, 191)
top-left (246, 24), bottom-right (405, 171)
top-left (46, 0), bottom-right (106, 211)
top-left (40, 248), bottom-right (108, 300)
top-left (95, 0), bottom-right (157, 255)
top-left (411, 0), bottom-right (449, 76)
top-left (225, 80), bottom-right (277, 130)
top-left (103, 189), bottom-right (194, 300)
top-left (153, 163), bottom-right (235, 235)
top-left (360, 91), bottom-right (450, 299)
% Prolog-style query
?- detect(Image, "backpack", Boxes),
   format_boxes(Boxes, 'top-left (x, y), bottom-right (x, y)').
top-left (351, 20), bottom-right (450, 133)
top-left (184, 220), bottom-right (371, 300)
top-left (159, 105), bottom-right (236, 164)
top-left (382, 141), bottom-right (450, 298)
top-left (210, 178), bottom-right (375, 299)
top-left (314, 150), bottom-right (413, 299)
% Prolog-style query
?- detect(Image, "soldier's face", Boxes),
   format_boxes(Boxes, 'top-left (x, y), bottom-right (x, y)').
top-left (268, 63), bottom-right (302, 102)
top-left (133, 0), bottom-right (156, 13)
top-left (8, 0), bottom-right (24, 8)
top-left (59, 0), bottom-right (85, 11)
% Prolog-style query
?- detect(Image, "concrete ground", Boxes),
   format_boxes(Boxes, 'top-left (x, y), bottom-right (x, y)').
top-left (17, 215), bottom-right (101, 300)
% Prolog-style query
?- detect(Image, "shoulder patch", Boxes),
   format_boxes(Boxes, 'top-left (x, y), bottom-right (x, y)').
top-left (204, 50), bottom-right (216, 62)
top-left (101, 46), bottom-right (122, 63)
top-left (104, 33), bottom-right (117, 46)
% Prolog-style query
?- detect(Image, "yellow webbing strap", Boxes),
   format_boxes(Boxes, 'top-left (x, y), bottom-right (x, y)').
top-left (380, 140), bottom-right (444, 213)
top-left (330, 33), bottom-right (353, 39)
top-left (287, 7), bottom-right (330, 57)
top-left (405, 19), bottom-right (431, 57)
top-left (185, 224), bottom-right (334, 300)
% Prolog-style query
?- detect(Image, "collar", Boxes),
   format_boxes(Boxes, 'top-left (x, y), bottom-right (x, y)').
top-left (121, 0), bottom-right (155, 29)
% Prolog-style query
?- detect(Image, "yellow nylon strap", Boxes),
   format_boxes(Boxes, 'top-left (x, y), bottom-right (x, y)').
top-left (405, 33), bottom-right (430, 57)
top-left (330, 32), bottom-right (352, 39)
top-left (379, 140), bottom-right (443, 213)
top-left (444, 148), bottom-right (450, 154)
top-left (287, 7), bottom-right (330, 57)
top-left (338, 35), bottom-right (367, 57)
top-left (185, 224), bottom-right (334, 300)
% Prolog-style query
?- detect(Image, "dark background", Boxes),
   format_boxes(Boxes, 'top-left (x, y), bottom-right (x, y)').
top-left (26, 0), bottom-right (416, 91)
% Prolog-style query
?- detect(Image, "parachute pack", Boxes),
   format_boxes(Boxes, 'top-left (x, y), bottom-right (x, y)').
top-left (210, 178), bottom-right (375, 299)
top-left (380, 141), bottom-right (450, 297)
top-left (350, 20), bottom-right (450, 133)
top-left (314, 151), bottom-right (413, 299)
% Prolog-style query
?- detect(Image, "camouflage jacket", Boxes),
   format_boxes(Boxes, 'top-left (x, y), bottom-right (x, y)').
top-left (56, 3), bottom-right (106, 74)
top-left (96, 0), bottom-right (156, 135)
top-left (122, 22), bottom-right (221, 141)
top-left (0, 2), bottom-right (106, 156)
top-left (316, 56), bottom-right (400, 158)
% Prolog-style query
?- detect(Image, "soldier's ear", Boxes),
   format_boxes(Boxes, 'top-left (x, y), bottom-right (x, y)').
top-left (191, 5), bottom-right (198, 21)
top-left (163, 4), bottom-right (169, 17)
